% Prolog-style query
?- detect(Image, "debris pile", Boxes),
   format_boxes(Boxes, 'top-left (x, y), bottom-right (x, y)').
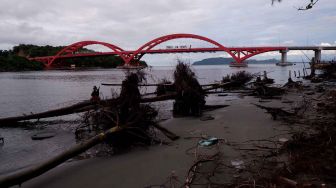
top-left (155, 78), bottom-right (175, 96)
top-left (319, 62), bottom-right (336, 80)
top-left (261, 87), bottom-right (336, 186)
top-left (0, 71), bottom-right (180, 187)
top-left (306, 60), bottom-right (336, 82)
top-left (279, 126), bottom-right (336, 185)
top-left (221, 71), bottom-right (253, 89)
top-left (283, 77), bottom-right (303, 89)
top-left (77, 71), bottom-right (178, 150)
top-left (252, 84), bottom-right (285, 98)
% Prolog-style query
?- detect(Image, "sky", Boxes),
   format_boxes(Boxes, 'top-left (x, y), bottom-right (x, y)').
top-left (0, 0), bottom-right (335, 65)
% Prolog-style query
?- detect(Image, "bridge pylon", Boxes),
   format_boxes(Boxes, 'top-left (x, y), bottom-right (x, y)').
top-left (277, 49), bottom-right (293, 66)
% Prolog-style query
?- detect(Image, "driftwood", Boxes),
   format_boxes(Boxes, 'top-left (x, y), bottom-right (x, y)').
top-left (152, 123), bottom-right (179, 140)
top-left (277, 176), bottom-right (298, 187)
top-left (253, 103), bottom-right (296, 120)
top-left (203, 82), bottom-right (236, 92)
top-left (0, 72), bottom-right (182, 187)
top-left (0, 100), bottom-right (111, 125)
top-left (102, 83), bottom-right (218, 87)
top-left (0, 126), bottom-right (123, 187)
top-left (0, 124), bottom-right (179, 187)
top-left (0, 94), bottom-right (177, 126)
top-left (102, 83), bottom-right (173, 87)
top-left (252, 85), bottom-right (285, 98)
top-left (0, 81), bottom-right (240, 126)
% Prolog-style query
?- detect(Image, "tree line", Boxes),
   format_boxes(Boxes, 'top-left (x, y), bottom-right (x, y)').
top-left (0, 44), bottom-right (146, 71)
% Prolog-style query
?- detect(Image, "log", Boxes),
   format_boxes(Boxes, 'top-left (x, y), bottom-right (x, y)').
top-left (0, 94), bottom-right (177, 126)
top-left (0, 99), bottom-right (117, 126)
top-left (277, 176), bottom-right (298, 187)
top-left (253, 103), bottom-right (295, 120)
top-left (141, 93), bottom-right (176, 103)
top-left (0, 100), bottom-right (97, 125)
top-left (206, 90), bottom-right (252, 94)
top-left (0, 122), bottom-right (179, 187)
top-left (102, 83), bottom-right (173, 87)
top-left (102, 83), bottom-right (216, 87)
top-left (152, 123), bottom-right (179, 140)
top-left (0, 126), bottom-right (123, 187)
top-left (203, 82), bottom-right (233, 91)
top-left (1, 85), bottom-right (238, 126)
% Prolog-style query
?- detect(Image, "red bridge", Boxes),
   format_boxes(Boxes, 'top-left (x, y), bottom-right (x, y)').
top-left (28, 33), bottom-right (335, 68)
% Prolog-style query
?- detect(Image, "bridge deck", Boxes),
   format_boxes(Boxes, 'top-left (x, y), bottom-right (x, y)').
top-left (29, 46), bottom-right (336, 62)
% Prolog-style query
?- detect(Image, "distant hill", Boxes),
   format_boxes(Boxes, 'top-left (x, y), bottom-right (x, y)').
top-left (193, 57), bottom-right (281, 65)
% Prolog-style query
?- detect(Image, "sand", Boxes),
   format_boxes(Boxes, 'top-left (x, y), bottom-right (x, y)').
top-left (16, 96), bottom-right (292, 188)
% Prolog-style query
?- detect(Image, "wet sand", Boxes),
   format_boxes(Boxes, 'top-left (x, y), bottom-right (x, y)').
top-left (18, 96), bottom-right (291, 188)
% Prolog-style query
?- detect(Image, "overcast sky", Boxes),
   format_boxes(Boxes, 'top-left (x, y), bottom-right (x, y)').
top-left (0, 0), bottom-right (335, 64)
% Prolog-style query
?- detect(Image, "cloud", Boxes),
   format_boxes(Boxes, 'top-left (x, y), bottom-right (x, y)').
top-left (0, 0), bottom-right (335, 64)
top-left (283, 40), bottom-right (295, 45)
top-left (320, 42), bottom-right (332, 46)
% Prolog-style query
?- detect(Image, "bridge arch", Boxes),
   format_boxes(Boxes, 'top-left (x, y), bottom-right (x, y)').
top-left (47, 41), bottom-right (125, 67)
top-left (125, 33), bottom-right (238, 64)
top-left (233, 47), bottom-right (287, 63)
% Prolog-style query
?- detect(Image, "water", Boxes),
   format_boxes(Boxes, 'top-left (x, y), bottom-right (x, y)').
top-left (0, 64), bottom-right (305, 175)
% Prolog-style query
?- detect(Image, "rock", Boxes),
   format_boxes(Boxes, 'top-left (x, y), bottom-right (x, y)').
top-left (200, 115), bottom-right (215, 121)
top-left (31, 131), bottom-right (56, 140)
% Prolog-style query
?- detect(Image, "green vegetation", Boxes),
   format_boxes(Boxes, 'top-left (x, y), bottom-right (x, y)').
top-left (0, 44), bottom-right (147, 71)
top-left (0, 50), bottom-right (44, 71)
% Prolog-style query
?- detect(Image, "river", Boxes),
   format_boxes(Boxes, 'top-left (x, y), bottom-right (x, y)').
top-left (0, 63), bottom-right (306, 175)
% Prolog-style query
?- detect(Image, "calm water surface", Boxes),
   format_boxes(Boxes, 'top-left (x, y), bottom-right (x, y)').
top-left (0, 64), bottom-right (305, 174)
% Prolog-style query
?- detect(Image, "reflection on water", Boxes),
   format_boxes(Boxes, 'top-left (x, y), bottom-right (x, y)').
top-left (0, 64), bottom-right (305, 174)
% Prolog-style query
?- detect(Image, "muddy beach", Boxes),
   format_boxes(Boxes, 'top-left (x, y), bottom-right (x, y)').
top-left (1, 63), bottom-right (336, 187)
top-left (18, 95), bottom-right (291, 188)
top-left (15, 79), bottom-right (336, 188)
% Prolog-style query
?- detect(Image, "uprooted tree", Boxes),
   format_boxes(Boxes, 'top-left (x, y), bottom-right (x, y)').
top-left (173, 61), bottom-right (205, 117)
top-left (77, 71), bottom-right (178, 148)
top-left (0, 71), bottom-right (179, 187)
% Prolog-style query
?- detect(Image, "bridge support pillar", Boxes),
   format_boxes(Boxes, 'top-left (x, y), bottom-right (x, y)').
top-left (314, 49), bottom-right (322, 63)
top-left (277, 49), bottom-right (292, 66)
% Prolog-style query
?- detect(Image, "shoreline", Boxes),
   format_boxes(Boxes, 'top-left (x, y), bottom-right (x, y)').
top-left (19, 95), bottom-right (293, 188)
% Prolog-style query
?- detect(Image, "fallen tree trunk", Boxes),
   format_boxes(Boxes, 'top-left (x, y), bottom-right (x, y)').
top-left (203, 81), bottom-right (239, 92)
top-left (102, 83), bottom-right (217, 87)
top-left (253, 103), bottom-right (296, 120)
top-left (205, 90), bottom-right (252, 94)
top-left (0, 123), bottom-right (179, 187)
top-left (0, 126), bottom-right (123, 187)
top-left (0, 94), bottom-right (177, 126)
top-left (152, 123), bottom-right (179, 140)
top-left (0, 99), bottom-right (118, 126)
top-left (102, 83), bottom-right (173, 87)
top-left (141, 93), bottom-right (176, 103)
top-left (1, 86), bottom-right (237, 126)
top-left (0, 100), bottom-right (101, 125)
